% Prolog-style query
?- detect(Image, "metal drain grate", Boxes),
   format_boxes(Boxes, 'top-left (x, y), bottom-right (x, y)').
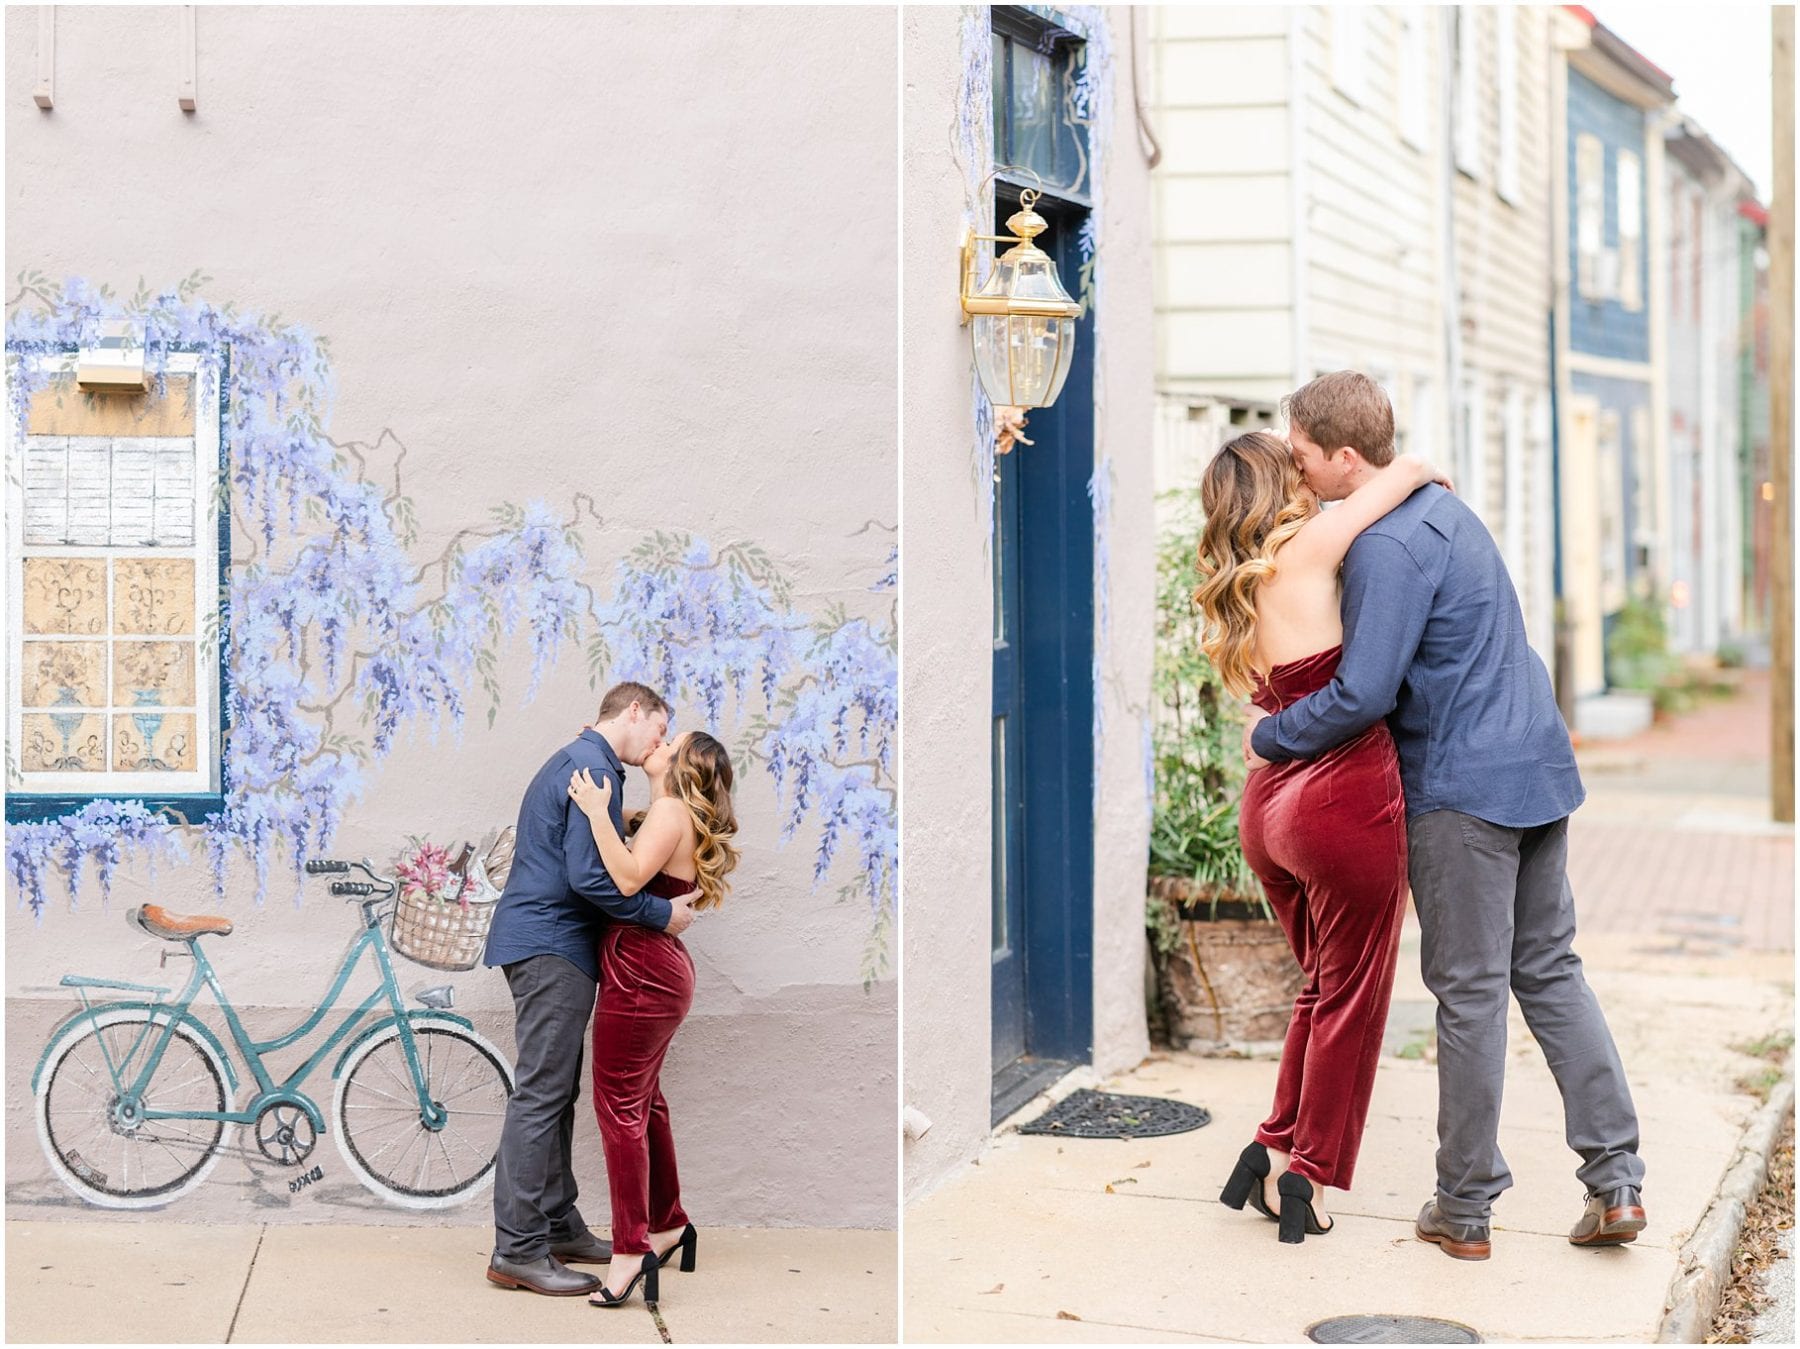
top-left (1016, 1088), bottom-right (1210, 1140)
top-left (1307, 1315), bottom-right (1483, 1344)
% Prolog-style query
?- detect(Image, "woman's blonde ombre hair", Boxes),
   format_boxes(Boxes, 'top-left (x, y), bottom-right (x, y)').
top-left (1194, 432), bottom-right (1315, 699)
top-left (668, 731), bottom-right (740, 911)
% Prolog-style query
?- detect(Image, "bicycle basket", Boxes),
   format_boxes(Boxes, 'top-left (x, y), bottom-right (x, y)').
top-left (388, 831), bottom-right (508, 972)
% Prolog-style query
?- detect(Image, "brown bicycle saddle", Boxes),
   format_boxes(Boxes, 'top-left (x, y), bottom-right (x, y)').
top-left (135, 904), bottom-right (234, 939)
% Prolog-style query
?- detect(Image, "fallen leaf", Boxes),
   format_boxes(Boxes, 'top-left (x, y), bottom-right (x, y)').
top-left (978, 1283), bottom-right (1004, 1295)
top-left (1134, 1160), bottom-right (1152, 1169)
top-left (1104, 1184), bottom-right (1114, 1194)
top-left (1057, 1310), bottom-right (1082, 1321)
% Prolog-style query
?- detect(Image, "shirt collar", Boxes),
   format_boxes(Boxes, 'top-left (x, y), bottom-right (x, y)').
top-left (579, 727), bottom-right (624, 774)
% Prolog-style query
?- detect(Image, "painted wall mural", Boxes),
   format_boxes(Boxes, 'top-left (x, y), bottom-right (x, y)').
top-left (5, 274), bottom-right (897, 983)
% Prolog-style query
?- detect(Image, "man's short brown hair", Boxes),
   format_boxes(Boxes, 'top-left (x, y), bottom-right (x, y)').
top-left (1284, 370), bottom-right (1396, 467)
top-left (596, 680), bottom-right (671, 723)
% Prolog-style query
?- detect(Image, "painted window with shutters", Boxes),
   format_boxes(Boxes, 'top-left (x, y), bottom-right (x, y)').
top-left (1496, 6), bottom-right (1519, 204)
top-left (1617, 149), bottom-right (1644, 312)
top-left (1575, 132), bottom-right (1605, 299)
top-left (1396, 7), bottom-right (1430, 151)
top-left (6, 347), bottom-right (228, 819)
top-left (1454, 6), bottom-right (1482, 178)
top-left (1331, 6), bottom-right (1367, 106)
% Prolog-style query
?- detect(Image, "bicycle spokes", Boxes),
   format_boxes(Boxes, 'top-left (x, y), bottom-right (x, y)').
top-left (38, 1014), bottom-right (229, 1205)
top-left (335, 1026), bottom-right (509, 1204)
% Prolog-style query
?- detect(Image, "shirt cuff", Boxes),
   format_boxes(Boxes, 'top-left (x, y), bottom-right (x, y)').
top-left (1251, 714), bottom-right (1283, 762)
top-left (647, 895), bottom-right (675, 930)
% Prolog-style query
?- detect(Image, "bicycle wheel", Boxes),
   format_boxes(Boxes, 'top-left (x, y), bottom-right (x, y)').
top-left (332, 1022), bottom-right (513, 1209)
top-left (35, 1009), bottom-right (233, 1209)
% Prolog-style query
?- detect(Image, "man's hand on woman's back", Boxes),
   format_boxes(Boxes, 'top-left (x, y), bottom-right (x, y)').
top-left (665, 896), bottom-right (697, 936)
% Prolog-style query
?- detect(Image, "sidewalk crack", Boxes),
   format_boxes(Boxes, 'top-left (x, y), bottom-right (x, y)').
top-left (224, 1224), bottom-right (266, 1344)
top-left (649, 1299), bottom-right (673, 1343)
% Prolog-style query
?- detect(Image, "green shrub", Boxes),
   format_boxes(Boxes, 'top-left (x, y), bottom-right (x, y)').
top-left (1147, 497), bottom-right (1264, 921)
top-left (1607, 596), bottom-right (1675, 693)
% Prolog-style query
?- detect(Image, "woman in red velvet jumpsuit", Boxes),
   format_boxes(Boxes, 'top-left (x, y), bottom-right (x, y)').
top-left (1195, 431), bottom-right (1448, 1244)
top-left (567, 731), bottom-right (739, 1305)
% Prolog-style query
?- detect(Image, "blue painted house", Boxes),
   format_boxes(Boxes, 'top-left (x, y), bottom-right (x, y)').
top-left (1551, 7), bottom-right (1675, 729)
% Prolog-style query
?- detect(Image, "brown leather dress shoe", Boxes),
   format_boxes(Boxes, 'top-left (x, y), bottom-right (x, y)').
top-left (1415, 1200), bottom-right (1491, 1260)
top-left (1569, 1185), bottom-right (1646, 1246)
top-left (486, 1253), bottom-right (601, 1296)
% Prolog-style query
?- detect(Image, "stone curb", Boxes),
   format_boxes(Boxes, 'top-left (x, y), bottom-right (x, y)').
top-left (1657, 1073), bottom-right (1796, 1343)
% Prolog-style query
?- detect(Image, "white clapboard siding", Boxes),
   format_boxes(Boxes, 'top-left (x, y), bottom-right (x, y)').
top-left (1298, 6), bottom-right (1443, 383)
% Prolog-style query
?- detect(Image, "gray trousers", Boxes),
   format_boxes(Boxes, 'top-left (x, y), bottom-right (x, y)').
top-left (1408, 811), bottom-right (1644, 1222)
top-left (492, 955), bottom-right (599, 1260)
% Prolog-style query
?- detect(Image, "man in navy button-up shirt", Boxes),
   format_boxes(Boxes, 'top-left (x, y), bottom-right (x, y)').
top-left (1243, 372), bottom-right (1644, 1259)
top-left (484, 681), bottom-right (696, 1296)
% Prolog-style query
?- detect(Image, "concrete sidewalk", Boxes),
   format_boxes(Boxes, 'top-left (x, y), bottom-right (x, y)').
top-left (904, 937), bottom-right (1792, 1344)
top-left (5, 1222), bottom-right (896, 1344)
top-left (906, 675), bottom-right (1794, 1343)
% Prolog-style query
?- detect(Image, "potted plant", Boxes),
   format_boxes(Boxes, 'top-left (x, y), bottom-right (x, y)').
top-left (1146, 500), bottom-right (1303, 1049)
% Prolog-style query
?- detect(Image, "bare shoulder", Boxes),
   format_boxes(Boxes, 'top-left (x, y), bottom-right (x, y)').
top-left (645, 796), bottom-right (696, 835)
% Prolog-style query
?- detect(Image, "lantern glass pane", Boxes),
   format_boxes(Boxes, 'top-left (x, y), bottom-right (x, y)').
top-left (1044, 316), bottom-right (1076, 407)
top-left (1007, 250), bottom-right (1077, 307)
top-left (972, 314), bottom-right (1017, 406)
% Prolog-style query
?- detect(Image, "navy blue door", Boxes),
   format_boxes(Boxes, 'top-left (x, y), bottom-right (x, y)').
top-left (990, 181), bottom-right (1096, 1122)
top-left (991, 427), bottom-right (1027, 1073)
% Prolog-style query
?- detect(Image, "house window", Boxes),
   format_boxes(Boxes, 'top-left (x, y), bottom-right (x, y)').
top-left (1331, 6), bottom-right (1368, 106)
top-left (1691, 193), bottom-right (1704, 320)
top-left (1617, 148), bottom-right (1644, 312)
top-left (1454, 6), bottom-right (1482, 178)
top-left (7, 348), bottom-right (227, 818)
top-left (1496, 7), bottom-right (1519, 203)
top-left (1397, 7), bottom-right (1430, 150)
top-left (1575, 133), bottom-right (1605, 299)
top-left (1502, 385), bottom-right (1527, 580)
top-left (1670, 182), bottom-right (1686, 321)
top-left (1457, 372), bottom-right (1488, 525)
top-left (1404, 373), bottom-right (1436, 459)
top-left (990, 9), bottom-right (1087, 199)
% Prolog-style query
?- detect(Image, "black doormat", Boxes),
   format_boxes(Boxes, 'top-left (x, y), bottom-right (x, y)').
top-left (1016, 1088), bottom-right (1210, 1140)
top-left (1307, 1315), bottom-right (1483, 1344)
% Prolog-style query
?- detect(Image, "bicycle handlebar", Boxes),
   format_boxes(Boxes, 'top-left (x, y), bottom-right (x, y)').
top-left (305, 859), bottom-right (350, 874)
top-left (330, 882), bottom-right (377, 897)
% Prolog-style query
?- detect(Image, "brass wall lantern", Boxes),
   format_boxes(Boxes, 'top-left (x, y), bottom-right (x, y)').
top-left (959, 172), bottom-right (1082, 411)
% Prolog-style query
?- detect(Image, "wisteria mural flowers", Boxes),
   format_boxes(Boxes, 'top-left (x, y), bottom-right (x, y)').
top-left (5, 275), bottom-right (897, 982)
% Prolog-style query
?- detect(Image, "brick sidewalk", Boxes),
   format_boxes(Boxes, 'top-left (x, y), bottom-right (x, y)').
top-left (1569, 669), bottom-right (1794, 952)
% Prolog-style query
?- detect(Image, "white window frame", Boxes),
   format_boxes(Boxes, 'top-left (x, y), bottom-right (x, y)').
top-left (7, 349), bottom-right (224, 802)
top-left (1617, 148), bottom-right (1644, 312)
top-left (1576, 133), bottom-right (1605, 299)
top-left (1496, 6), bottom-right (1519, 204)
top-left (1502, 385), bottom-right (1527, 580)
top-left (1397, 7), bottom-right (1430, 151)
top-left (1331, 6), bottom-right (1369, 106)
top-left (1458, 371), bottom-right (1488, 525)
top-left (1454, 6), bottom-right (1482, 178)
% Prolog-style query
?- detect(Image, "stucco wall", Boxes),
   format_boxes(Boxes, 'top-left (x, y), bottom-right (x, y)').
top-left (6, 4), bottom-right (896, 1230)
top-left (901, 4), bottom-right (1153, 1204)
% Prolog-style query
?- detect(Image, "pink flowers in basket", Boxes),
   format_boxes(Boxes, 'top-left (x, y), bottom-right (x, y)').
top-left (393, 840), bottom-right (471, 911)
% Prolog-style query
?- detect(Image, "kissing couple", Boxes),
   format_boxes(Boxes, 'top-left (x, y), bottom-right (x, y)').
top-left (480, 680), bottom-right (741, 1306)
top-left (1200, 372), bottom-right (1646, 1258)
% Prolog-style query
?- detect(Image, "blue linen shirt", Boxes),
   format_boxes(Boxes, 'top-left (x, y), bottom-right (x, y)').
top-left (481, 729), bottom-right (673, 980)
top-left (1249, 483), bottom-right (1585, 828)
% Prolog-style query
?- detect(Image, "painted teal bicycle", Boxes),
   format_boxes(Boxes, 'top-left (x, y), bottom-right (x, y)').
top-left (31, 856), bottom-right (514, 1211)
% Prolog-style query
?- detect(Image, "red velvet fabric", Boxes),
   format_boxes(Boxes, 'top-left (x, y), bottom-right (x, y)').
top-left (1240, 645), bottom-right (1408, 1190)
top-left (591, 873), bottom-right (696, 1254)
